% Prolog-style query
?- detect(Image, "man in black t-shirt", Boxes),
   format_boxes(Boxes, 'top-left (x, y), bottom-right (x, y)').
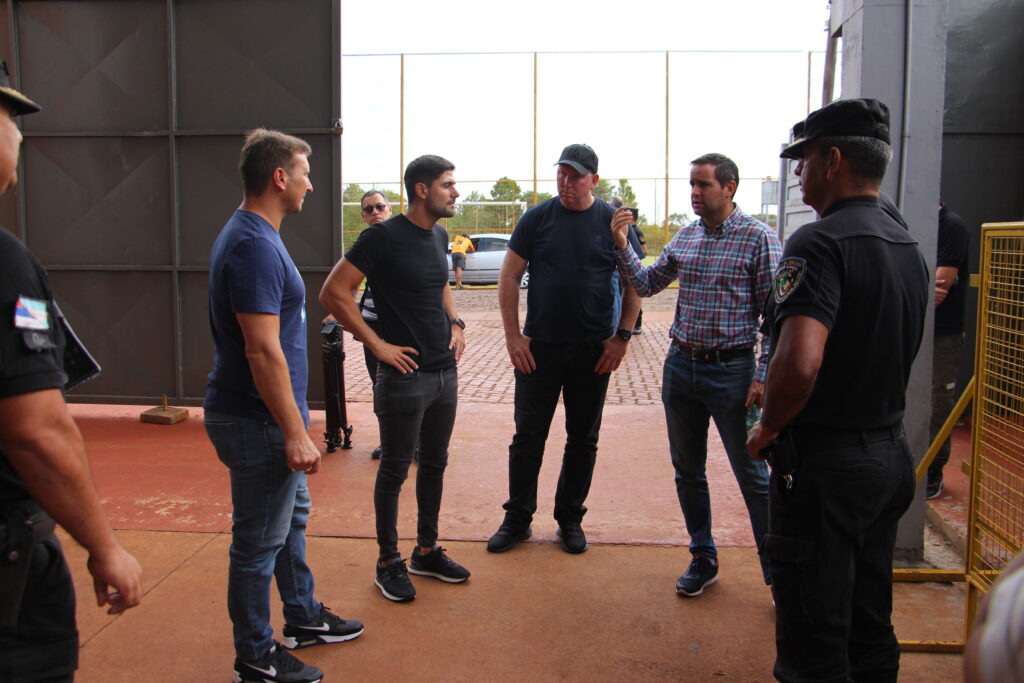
top-left (926, 203), bottom-right (970, 499)
top-left (486, 144), bottom-right (641, 555)
top-left (0, 61), bottom-right (142, 680)
top-left (747, 99), bottom-right (929, 682)
top-left (321, 155), bottom-right (469, 603)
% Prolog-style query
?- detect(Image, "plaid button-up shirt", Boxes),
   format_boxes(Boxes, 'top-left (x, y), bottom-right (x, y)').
top-left (615, 207), bottom-right (781, 381)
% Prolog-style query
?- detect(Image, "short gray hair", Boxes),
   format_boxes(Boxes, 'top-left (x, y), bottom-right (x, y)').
top-left (815, 136), bottom-right (893, 180)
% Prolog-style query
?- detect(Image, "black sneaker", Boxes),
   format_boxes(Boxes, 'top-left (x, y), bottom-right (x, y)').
top-left (409, 546), bottom-right (471, 583)
top-left (375, 559), bottom-right (416, 602)
top-left (556, 522), bottom-right (589, 554)
top-left (233, 642), bottom-right (322, 683)
top-left (633, 327), bottom-right (643, 335)
top-left (281, 604), bottom-right (364, 650)
top-left (926, 471), bottom-right (944, 500)
top-left (486, 524), bottom-right (533, 553)
top-left (370, 446), bottom-right (382, 460)
top-left (676, 555), bottom-right (719, 597)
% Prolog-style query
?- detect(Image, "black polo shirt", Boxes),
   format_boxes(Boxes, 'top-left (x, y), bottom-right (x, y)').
top-left (765, 196), bottom-right (929, 430)
top-left (0, 227), bottom-right (68, 504)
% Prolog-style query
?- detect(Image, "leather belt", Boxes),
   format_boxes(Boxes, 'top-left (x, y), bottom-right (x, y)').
top-left (671, 341), bottom-right (753, 363)
top-left (787, 422), bottom-right (904, 451)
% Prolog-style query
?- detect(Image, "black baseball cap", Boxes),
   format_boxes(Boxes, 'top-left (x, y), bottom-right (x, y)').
top-left (781, 98), bottom-right (889, 160)
top-left (0, 60), bottom-right (40, 116)
top-left (555, 144), bottom-right (598, 175)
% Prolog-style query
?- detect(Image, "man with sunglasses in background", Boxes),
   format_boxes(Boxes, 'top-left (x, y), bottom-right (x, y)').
top-left (354, 190), bottom-right (393, 459)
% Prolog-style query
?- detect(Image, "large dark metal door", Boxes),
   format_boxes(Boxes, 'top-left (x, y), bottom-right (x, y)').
top-left (0, 0), bottom-right (342, 405)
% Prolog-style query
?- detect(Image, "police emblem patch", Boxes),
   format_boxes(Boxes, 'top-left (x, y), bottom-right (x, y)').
top-left (774, 257), bottom-right (806, 303)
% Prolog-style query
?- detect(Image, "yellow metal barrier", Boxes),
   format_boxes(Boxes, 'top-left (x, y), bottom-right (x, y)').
top-left (964, 221), bottom-right (1024, 639)
top-left (897, 221), bottom-right (1024, 654)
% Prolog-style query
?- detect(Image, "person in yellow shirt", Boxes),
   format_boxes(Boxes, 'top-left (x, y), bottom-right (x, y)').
top-left (451, 233), bottom-right (475, 289)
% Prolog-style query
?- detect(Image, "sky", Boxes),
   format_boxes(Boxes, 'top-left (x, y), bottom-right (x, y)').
top-left (341, 0), bottom-right (834, 224)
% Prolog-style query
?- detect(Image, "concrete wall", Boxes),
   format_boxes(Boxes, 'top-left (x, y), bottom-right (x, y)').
top-left (823, 0), bottom-right (949, 560)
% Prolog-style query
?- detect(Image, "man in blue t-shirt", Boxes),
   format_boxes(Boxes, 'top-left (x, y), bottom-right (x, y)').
top-left (204, 129), bottom-right (364, 683)
top-left (486, 144), bottom-right (641, 555)
top-left (320, 155), bottom-right (470, 604)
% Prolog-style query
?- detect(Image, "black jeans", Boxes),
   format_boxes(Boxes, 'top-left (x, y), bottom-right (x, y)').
top-left (503, 340), bottom-right (610, 526)
top-left (373, 365), bottom-right (458, 562)
top-left (0, 535), bottom-right (78, 682)
top-left (764, 429), bottom-right (914, 683)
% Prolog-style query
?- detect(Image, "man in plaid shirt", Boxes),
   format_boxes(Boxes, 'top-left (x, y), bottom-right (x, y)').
top-left (611, 153), bottom-right (781, 597)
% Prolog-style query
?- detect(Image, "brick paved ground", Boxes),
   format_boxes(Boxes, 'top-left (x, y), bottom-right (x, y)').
top-left (339, 286), bottom-right (680, 406)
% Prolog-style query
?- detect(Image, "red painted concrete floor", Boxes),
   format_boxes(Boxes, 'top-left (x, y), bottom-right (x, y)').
top-left (55, 296), bottom-right (967, 681)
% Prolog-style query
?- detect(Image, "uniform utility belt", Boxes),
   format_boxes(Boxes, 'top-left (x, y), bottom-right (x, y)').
top-left (672, 342), bottom-right (753, 363)
top-left (786, 422), bottom-right (904, 451)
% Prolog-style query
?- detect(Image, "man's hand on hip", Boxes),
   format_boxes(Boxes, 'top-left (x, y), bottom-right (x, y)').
top-left (372, 340), bottom-right (420, 373)
top-left (595, 335), bottom-right (628, 374)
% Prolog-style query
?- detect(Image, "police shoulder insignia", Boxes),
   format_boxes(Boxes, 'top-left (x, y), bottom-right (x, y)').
top-left (774, 257), bottom-right (806, 304)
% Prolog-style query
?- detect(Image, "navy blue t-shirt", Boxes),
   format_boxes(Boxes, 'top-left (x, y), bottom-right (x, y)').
top-left (204, 210), bottom-right (309, 427)
top-left (510, 197), bottom-right (640, 344)
top-left (344, 214), bottom-right (454, 373)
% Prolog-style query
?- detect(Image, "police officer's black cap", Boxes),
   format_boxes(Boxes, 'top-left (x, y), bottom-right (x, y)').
top-left (781, 98), bottom-right (889, 160)
top-left (555, 143), bottom-right (598, 175)
top-left (0, 60), bottom-right (41, 116)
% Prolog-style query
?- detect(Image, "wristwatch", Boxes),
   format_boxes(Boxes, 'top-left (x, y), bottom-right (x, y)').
top-left (450, 317), bottom-right (466, 329)
top-left (615, 328), bottom-right (632, 341)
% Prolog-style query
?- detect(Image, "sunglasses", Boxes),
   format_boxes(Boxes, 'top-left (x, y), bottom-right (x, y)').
top-left (361, 203), bottom-right (389, 214)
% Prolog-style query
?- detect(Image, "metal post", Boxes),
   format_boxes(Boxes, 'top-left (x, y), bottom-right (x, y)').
top-left (533, 52), bottom-right (538, 206)
top-left (664, 51), bottom-right (670, 246)
top-left (400, 53), bottom-right (405, 213)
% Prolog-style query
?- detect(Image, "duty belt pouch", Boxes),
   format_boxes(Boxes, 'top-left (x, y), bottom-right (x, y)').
top-left (0, 501), bottom-right (56, 631)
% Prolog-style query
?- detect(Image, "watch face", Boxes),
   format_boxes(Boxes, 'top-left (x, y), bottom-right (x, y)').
top-left (617, 329), bottom-right (632, 340)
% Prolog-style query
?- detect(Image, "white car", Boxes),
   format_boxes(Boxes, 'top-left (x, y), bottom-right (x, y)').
top-left (447, 233), bottom-right (529, 287)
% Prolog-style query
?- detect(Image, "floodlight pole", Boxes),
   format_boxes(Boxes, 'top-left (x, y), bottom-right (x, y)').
top-left (664, 51), bottom-right (670, 245)
top-left (533, 52), bottom-right (538, 206)
top-left (400, 53), bottom-right (405, 213)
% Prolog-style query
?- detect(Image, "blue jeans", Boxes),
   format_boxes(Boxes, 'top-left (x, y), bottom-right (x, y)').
top-left (204, 411), bottom-right (320, 662)
top-left (766, 430), bottom-right (914, 682)
top-left (503, 340), bottom-right (610, 526)
top-left (661, 346), bottom-right (771, 581)
top-left (373, 365), bottom-right (458, 563)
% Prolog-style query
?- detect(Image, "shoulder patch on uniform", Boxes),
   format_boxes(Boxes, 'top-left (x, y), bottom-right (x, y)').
top-left (773, 257), bottom-right (806, 304)
top-left (14, 295), bottom-right (49, 330)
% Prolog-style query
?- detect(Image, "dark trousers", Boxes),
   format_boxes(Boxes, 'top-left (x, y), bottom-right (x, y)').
top-left (373, 365), bottom-right (458, 562)
top-left (928, 332), bottom-right (963, 475)
top-left (765, 430), bottom-right (914, 683)
top-left (0, 535), bottom-right (78, 683)
top-left (503, 340), bottom-right (610, 526)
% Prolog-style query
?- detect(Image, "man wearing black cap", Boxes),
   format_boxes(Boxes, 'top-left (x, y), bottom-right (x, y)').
top-left (487, 144), bottom-right (641, 554)
top-left (0, 61), bottom-right (143, 680)
top-left (747, 99), bottom-right (929, 681)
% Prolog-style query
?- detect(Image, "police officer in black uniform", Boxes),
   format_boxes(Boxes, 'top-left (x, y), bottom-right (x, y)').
top-left (746, 99), bottom-right (929, 682)
top-left (0, 61), bottom-right (142, 680)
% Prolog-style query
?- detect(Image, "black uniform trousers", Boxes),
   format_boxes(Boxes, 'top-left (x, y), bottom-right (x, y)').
top-left (0, 535), bottom-right (78, 683)
top-left (763, 428), bottom-right (914, 683)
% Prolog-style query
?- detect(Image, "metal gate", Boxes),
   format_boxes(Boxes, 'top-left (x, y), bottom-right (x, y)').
top-left (0, 0), bottom-right (342, 405)
top-left (965, 221), bottom-right (1024, 625)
